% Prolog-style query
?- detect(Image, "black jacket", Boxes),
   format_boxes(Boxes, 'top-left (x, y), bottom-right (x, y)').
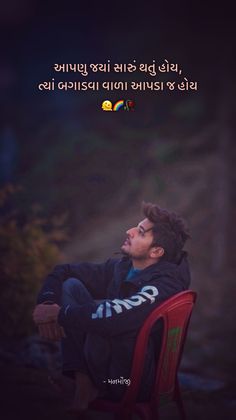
top-left (37, 252), bottom-right (191, 399)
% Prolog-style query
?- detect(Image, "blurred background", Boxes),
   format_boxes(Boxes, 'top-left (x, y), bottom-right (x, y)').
top-left (0, 1), bottom-right (235, 419)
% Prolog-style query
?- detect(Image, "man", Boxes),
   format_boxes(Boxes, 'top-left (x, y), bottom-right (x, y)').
top-left (33, 202), bottom-right (191, 412)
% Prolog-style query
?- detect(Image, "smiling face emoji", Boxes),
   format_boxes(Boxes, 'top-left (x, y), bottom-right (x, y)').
top-left (102, 100), bottom-right (112, 111)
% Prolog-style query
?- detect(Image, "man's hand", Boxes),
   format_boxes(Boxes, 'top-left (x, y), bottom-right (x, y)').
top-left (33, 303), bottom-right (61, 324)
top-left (38, 321), bottom-right (66, 341)
top-left (33, 303), bottom-right (65, 341)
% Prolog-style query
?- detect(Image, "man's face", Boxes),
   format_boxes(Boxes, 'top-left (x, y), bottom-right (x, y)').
top-left (121, 218), bottom-right (155, 260)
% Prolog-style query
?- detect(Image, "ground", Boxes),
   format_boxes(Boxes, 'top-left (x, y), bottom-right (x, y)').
top-left (0, 364), bottom-right (236, 420)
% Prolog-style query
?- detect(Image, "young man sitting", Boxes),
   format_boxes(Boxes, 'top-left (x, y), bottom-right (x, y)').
top-left (33, 201), bottom-right (191, 413)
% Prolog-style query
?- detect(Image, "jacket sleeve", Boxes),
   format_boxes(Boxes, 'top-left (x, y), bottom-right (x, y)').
top-left (58, 273), bottom-right (185, 337)
top-left (36, 259), bottom-right (117, 305)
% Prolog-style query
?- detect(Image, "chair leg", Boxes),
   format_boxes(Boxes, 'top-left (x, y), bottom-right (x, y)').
top-left (114, 409), bottom-right (152, 420)
top-left (114, 410), bottom-right (133, 420)
top-left (174, 381), bottom-right (187, 420)
top-left (175, 397), bottom-right (187, 420)
top-left (136, 405), bottom-right (157, 420)
top-left (150, 407), bottom-right (159, 420)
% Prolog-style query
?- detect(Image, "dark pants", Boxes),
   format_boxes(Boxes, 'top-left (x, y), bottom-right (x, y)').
top-left (60, 277), bottom-right (156, 400)
top-left (60, 277), bottom-right (109, 393)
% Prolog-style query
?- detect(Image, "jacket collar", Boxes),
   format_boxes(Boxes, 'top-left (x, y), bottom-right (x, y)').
top-left (117, 251), bottom-right (189, 286)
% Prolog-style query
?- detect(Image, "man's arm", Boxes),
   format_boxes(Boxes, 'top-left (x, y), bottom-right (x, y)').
top-left (37, 258), bottom-right (117, 305)
top-left (33, 258), bottom-right (117, 340)
top-left (57, 274), bottom-right (186, 337)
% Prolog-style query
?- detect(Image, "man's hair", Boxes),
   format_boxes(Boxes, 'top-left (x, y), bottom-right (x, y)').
top-left (142, 201), bottom-right (190, 263)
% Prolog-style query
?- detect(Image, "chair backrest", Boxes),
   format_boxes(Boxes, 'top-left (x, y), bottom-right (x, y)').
top-left (122, 290), bottom-right (197, 405)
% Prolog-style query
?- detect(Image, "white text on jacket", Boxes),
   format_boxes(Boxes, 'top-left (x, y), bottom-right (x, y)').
top-left (91, 285), bottom-right (159, 319)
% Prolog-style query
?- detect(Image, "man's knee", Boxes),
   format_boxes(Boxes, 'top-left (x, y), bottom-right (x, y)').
top-left (62, 277), bottom-right (92, 306)
top-left (62, 277), bottom-right (84, 294)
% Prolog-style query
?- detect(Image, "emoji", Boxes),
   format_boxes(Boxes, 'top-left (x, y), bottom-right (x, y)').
top-left (124, 100), bottom-right (135, 111)
top-left (102, 100), bottom-right (113, 111)
top-left (113, 100), bottom-right (124, 111)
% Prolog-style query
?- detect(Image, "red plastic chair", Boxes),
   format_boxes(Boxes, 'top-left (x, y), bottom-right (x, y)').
top-left (90, 290), bottom-right (197, 420)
